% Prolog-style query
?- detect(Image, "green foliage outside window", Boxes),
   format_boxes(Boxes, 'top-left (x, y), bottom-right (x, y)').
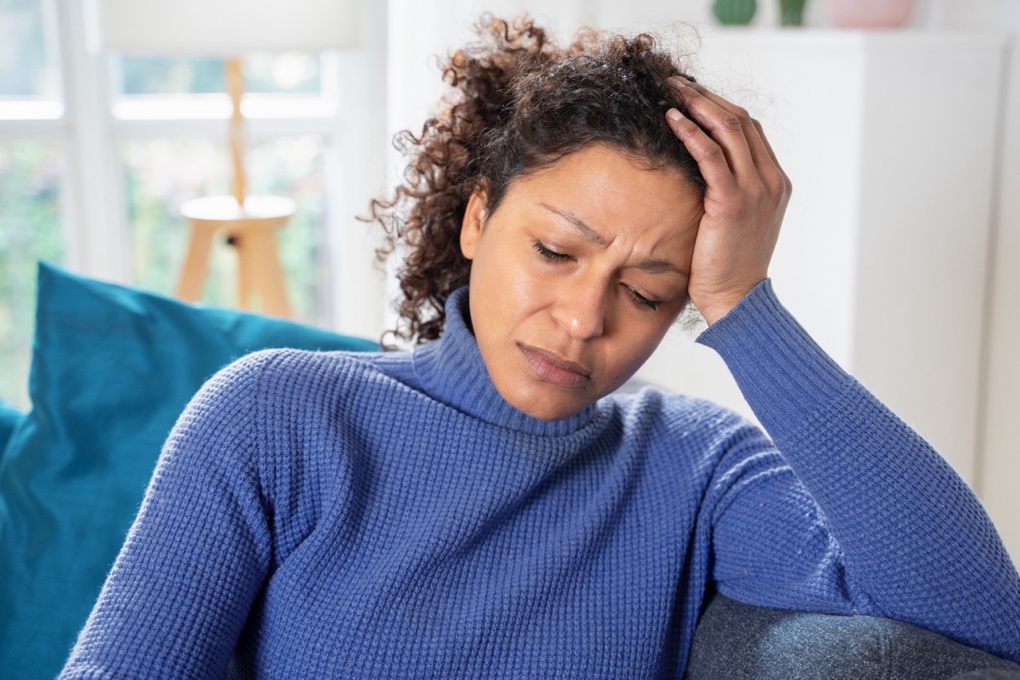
top-left (0, 142), bottom-right (64, 408)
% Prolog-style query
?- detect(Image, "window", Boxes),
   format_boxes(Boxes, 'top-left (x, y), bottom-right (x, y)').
top-left (0, 0), bottom-right (382, 408)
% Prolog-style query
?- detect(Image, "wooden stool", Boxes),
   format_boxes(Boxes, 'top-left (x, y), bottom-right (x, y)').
top-left (176, 195), bottom-right (296, 317)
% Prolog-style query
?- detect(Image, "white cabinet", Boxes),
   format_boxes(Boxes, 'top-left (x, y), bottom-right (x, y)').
top-left (636, 30), bottom-right (1007, 492)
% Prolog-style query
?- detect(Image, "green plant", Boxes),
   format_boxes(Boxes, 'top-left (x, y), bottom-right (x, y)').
top-left (712, 0), bottom-right (757, 25)
top-left (779, 0), bottom-right (808, 26)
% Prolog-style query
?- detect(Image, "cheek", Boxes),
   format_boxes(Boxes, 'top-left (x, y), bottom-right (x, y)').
top-left (479, 247), bottom-right (547, 318)
top-left (508, 263), bottom-right (551, 314)
top-left (605, 313), bottom-right (677, 378)
top-left (469, 241), bottom-right (540, 343)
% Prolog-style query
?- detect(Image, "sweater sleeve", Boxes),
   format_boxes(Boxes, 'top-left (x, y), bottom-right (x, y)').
top-left (696, 279), bottom-right (1020, 662)
top-left (59, 352), bottom-right (275, 679)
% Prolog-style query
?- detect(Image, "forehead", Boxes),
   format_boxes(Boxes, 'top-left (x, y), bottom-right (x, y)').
top-left (502, 143), bottom-right (703, 241)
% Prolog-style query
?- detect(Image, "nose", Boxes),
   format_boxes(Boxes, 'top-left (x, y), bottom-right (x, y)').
top-left (551, 278), bottom-right (608, 340)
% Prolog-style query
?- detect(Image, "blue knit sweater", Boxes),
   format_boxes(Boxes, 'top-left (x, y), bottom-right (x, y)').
top-left (62, 282), bottom-right (1020, 678)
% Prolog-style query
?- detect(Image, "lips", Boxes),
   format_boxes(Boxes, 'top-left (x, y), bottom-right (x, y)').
top-left (518, 344), bottom-right (591, 390)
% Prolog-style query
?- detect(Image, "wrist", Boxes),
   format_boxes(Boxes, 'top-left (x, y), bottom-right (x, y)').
top-left (693, 284), bottom-right (761, 325)
top-left (697, 301), bottom-right (738, 326)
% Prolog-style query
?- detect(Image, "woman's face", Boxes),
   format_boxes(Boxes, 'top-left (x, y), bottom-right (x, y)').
top-left (460, 143), bottom-right (704, 420)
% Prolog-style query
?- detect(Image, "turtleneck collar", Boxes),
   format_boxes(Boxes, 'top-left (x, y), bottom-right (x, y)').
top-left (412, 287), bottom-right (599, 437)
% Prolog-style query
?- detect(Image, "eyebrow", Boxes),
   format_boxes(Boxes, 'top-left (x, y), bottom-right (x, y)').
top-left (540, 202), bottom-right (608, 246)
top-left (538, 202), bottom-right (688, 277)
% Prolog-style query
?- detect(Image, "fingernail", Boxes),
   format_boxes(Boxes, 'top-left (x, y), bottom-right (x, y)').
top-left (666, 108), bottom-right (684, 124)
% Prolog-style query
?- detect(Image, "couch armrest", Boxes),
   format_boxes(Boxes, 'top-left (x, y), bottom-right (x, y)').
top-left (685, 593), bottom-right (1020, 680)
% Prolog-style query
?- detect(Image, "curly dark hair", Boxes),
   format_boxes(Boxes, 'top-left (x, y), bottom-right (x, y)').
top-left (367, 15), bottom-right (704, 345)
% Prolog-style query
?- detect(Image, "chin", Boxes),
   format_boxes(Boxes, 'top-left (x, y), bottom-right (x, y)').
top-left (507, 386), bottom-right (598, 421)
top-left (524, 403), bottom-right (582, 421)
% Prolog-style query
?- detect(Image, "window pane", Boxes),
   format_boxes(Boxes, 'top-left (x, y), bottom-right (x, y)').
top-left (0, 141), bottom-right (65, 408)
top-left (121, 135), bottom-right (329, 324)
top-left (116, 53), bottom-right (321, 96)
top-left (121, 138), bottom-right (226, 300)
top-left (0, 0), bottom-right (60, 99)
top-left (249, 134), bottom-right (330, 323)
top-left (245, 53), bottom-right (320, 94)
top-left (119, 56), bottom-right (225, 95)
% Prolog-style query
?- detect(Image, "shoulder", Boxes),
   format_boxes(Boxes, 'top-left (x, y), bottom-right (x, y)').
top-left (210, 346), bottom-right (398, 396)
top-left (605, 385), bottom-right (771, 479)
top-left (179, 348), bottom-right (415, 516)
top-left (609, 384), bottom-right (756, 440)
top-left (230, 345), bottom-right (388, 376)
top-left (175, 348), bottom-right (403, 444)
top-left (596, 387), bottom-right (780, 523)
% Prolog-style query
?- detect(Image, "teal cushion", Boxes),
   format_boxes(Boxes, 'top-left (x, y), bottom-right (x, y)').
top-left (0, 400), bottom-right (24, 461)
top-left (0, 263), bottom-right (379, 679)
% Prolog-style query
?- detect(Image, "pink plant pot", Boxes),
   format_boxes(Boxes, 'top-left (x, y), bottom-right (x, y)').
top-left (830, 0), bottom-right (914, 28)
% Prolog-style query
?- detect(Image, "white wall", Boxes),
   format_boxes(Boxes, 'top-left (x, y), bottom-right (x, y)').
top-left (577, 0), bottom-right (1005, 31)
top-left (980, 0), bottom-right (1020, 567)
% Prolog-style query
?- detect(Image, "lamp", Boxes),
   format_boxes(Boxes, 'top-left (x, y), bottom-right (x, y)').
top-left (86, 0), bottom-right (361, 316)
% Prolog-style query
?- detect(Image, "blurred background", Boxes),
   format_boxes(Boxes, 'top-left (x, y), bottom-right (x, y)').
top-left (1, 0), bottom-right (1017, 556)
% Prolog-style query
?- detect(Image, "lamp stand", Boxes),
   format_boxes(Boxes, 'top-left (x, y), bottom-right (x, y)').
top-left (175, 57), bottom-right (295, 317)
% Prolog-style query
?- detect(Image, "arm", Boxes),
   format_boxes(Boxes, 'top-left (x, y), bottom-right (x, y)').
top-left (665, 78), bottom-right (1020, 660)
top-left (60, 354), bottom-right (274, 678)
top-left (699, 280), bottom-right (1020, 660)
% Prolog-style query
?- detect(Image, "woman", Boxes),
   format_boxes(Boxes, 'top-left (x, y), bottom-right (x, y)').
top-left (62, 16), bottom-right (1020, 677)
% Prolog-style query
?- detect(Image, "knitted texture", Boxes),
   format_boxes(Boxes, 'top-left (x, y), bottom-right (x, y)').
top-left (61, 282), bottom-right (1020, 678)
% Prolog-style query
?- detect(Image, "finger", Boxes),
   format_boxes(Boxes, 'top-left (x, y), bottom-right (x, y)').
top-left (670, 76), bottom-right (778, 180)
top-left (672, 77), bottom-right (792, 201)
top-left (749, 117), bottom-right (780, 169)
top-left (671, 77), bottom-right (766, 151)
top-left (667, 78), bottom-right (757, 180)
top-left (748, 116), bottom-right (793, 199)
top-left (665, 107), bottom-right (740, 194)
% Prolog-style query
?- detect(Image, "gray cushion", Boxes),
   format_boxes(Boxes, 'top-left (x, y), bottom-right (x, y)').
top-left (685, 593), bottom-right (1020, 680)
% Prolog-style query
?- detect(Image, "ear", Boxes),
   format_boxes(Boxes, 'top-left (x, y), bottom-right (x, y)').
top-left (460, 187), bottom-right (489, 261)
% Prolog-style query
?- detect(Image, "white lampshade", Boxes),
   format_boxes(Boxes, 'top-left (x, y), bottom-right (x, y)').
top-left (85, 0), bottom-right (360, 55)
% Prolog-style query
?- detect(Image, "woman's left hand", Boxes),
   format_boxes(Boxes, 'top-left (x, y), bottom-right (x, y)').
top-left (665, 76), bottom-right (792, 325)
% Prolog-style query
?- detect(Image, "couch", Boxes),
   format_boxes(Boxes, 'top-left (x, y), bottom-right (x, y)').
top-left (1, 263), bottom-right (1017, 679)
top-left (686, 593), bottom-right (1020, 679)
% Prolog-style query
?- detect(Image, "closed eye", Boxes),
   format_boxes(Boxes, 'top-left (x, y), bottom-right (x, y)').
top-left (626, 286), bottom-right (661, 311)
top-left (533, 240), bottom-right (573, 262)
top-left (534, 239), bottom-right (664, 311)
